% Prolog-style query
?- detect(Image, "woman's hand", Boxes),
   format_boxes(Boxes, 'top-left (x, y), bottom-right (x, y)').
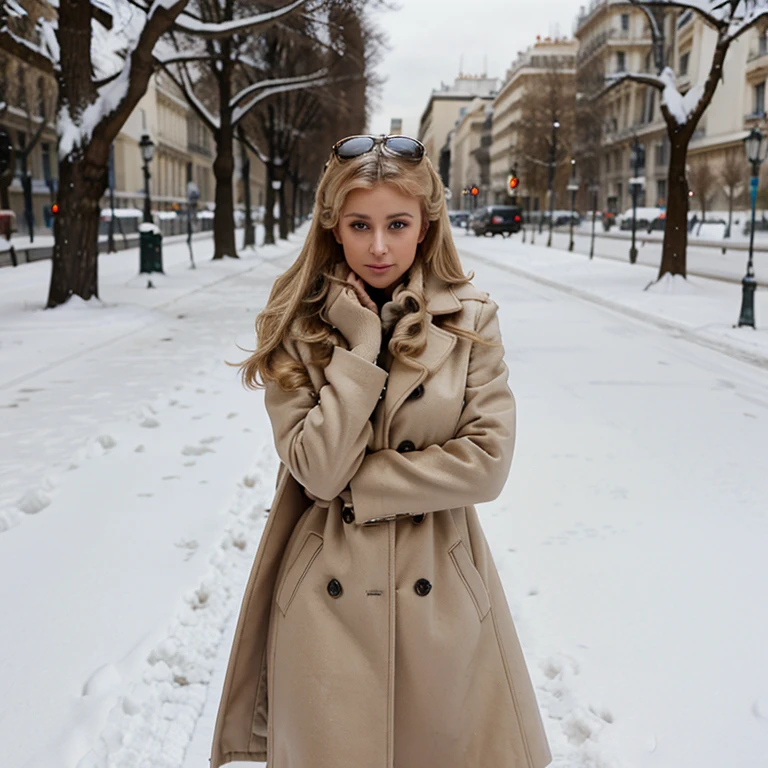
top-left (345, 271), bottom-right (379, 316)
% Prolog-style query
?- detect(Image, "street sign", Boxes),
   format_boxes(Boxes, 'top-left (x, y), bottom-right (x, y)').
top-left (567, 183), bottom-right (579, 192)
top-left (629, 176), bottom-right (646, 187)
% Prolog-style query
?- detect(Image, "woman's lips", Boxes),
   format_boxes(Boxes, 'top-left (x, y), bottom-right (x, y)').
top-left (366, 264), bottom-right (393, 274)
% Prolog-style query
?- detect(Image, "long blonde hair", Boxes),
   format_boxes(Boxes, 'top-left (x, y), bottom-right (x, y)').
top-left (240, 145), bottom-right (475, 391)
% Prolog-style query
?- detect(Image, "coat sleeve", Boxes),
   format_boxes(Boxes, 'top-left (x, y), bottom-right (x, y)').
top-left (349, 299), bottom-right (516, 524)
top-left (264, 343), bottom-right (389, 502)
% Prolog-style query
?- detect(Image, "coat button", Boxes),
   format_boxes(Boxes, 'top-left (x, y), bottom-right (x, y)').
top-left (407, 383), bottom-right (424, 401)
top-left (379, 382), bottom-right (388, 401)
top-left (412, 513), bottom-right (425, 525)
top-left (327, 579), bottom-right (343, 598)
top-left (397, 440), bottom-right (416, 453)
top-left (414, 578), bottom-right (432, 596)
top-left (341, 505), bottom-right (355, 524)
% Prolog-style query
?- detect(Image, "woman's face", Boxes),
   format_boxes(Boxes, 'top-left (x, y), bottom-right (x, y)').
top-left (333, 183), bottom-right (428, 291)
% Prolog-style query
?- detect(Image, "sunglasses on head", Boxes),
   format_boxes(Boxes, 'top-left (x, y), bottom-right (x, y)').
top-left (332, 134), bottom-right (425, 162)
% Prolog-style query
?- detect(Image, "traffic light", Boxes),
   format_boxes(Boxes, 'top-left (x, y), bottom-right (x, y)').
top-left (470, 186), bottom-right (479, 197)
top-left (51, 203), bottom-right (60, 215)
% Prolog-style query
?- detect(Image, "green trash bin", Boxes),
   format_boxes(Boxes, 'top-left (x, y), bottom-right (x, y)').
top-left (139, 224), bottom-right (164, 274)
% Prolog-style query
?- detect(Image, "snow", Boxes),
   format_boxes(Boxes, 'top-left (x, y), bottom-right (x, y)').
top-left (138, 222), bottom-right (161, 233)
top-left (660, 66), bottom-right (705, 126)
top-left (231, 74), bottom-right (329, 127)
top-left (171, 0), bottom-right (308, 38)
top-left (2, 224), bottom-right (768, 768)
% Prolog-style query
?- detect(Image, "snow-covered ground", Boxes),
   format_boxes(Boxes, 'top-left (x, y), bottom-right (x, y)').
top-left (2, 226), bottom-right (767, 768)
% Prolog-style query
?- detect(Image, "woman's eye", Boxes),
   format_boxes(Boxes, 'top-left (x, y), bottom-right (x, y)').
top-left (390, 220), bottom-right (407, 230)
top-left (351, 221), bottom-right (369, 231)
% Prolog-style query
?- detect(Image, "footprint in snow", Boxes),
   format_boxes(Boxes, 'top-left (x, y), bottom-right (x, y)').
top-left (182, 445), bottom-right (214, 456)
top-left (138, 493), bottom-right (153, 498)
top-left (753, 697), bottom-right (768, 720)
top-left (141, 418), bottom-right (160, 429)
top-left (200, 436), bottom-right (222, 445)
top-left (17, 489), bottom-right (51, 515)
top-left (134, 445), bottom-right (145, 453)
top-left (183, 461), bottom-right (196, 467)
top-left (163, 475), bottom-right (181, 481)
top-left (97, 435), bottom-right (116, 449)
top-left (227, 412), bottom-right (238, 419)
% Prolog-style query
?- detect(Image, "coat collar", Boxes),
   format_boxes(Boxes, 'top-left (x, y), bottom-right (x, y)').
top-left (423, 270), bottom-right (462, 316)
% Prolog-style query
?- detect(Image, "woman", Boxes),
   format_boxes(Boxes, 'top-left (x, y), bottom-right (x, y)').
top-left (210, 135), bottom-right (552, 768)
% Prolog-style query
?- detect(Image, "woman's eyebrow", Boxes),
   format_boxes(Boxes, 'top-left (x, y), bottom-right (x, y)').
top-left (342, 212), bottom-right (415, 219)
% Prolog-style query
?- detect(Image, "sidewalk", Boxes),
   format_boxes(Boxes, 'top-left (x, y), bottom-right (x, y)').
top-left (454, 228), bottom-right (768, 370)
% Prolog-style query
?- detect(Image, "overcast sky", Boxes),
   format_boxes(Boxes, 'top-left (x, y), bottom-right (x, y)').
top-left (368, 0), bottom-right (583, 137)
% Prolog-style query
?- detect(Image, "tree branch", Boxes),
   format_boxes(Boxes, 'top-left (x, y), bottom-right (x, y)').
top-left (230, 69), bottom-right (327, 110)
top-left (162, 64), bottom-right (220, 133)
top-left (630, 0), bottom-right (725, 30)
top-left (172, 0), bottom-right (310, 41)
top-left (232, 73), bottom-right (328, 127)
top-left (0, 27), bottom-right (55, 73)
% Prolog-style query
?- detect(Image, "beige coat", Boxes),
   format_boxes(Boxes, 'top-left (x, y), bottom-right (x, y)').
top-left (210, 269), bottom-right (552, 768)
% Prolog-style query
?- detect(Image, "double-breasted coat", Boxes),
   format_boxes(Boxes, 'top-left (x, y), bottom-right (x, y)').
top-left (210, 265), bottom-right (552, 768)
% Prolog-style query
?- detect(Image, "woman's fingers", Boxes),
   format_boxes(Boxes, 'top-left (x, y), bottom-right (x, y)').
top-left (346, 272), bottom-right (379, 315)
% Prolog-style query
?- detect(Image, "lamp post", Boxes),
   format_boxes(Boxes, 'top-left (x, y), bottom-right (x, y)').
top-left (629, 134), bottom-right (644, 264)
top-left (739, 126), bottom-right (766, 328)
top-left (589, 182), bottom-right (599, 260)
top-left (547, 119), bottom-right (560, 247)
top-left (139, 132), bottom-right (155, 224)
top-left (567, 158), bottom-right (578, 251)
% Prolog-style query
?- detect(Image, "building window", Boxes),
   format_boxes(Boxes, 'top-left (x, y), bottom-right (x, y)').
top-left (648, 90), bottom-right (655, 122)
top-left (679, 51), bottom-right (690, 76)
top-left (755, 81), bottom-right (765, 115)
top-left (41, 142), bottom-right (52, 184)
top-left (621, 13), bottom-right (630, 32)
top-left (617, 51), bottom-right (627, 72)
top-left (760, 31), bottom-right (768, 57)
top-left (655, 140), bottom-right (668, 167)
top-left (657, 179), bottom-right (667, 205)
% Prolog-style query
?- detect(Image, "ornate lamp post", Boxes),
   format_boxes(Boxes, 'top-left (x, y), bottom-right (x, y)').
top-left (629, 134), bottom-right (645, 264)
top-left (567, 158), bottom-right (578, 251)
top-left (139, 132), bottom-right (155, 224)
top-left (739, 126), bottom-right (766, 328)
top-left (547, 119), bottom-right (560, 247)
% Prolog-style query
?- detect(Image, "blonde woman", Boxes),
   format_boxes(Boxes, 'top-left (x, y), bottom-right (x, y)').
top-left (211, 135), bottom-right (551, 768)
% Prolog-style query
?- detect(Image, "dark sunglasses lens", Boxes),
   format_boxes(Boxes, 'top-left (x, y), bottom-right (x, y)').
top-left (335, 136), bottom-right (376, 159)
top-left (385, 137), bottom-right (424, 159)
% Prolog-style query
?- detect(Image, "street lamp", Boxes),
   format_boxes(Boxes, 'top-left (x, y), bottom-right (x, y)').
top-left (139, 132), bottom-right (155, 224)
top-left (589, 182), bottom-right (599, 260)
top-left (547, 119), bottom-right (560, 247)
top-left (628, 135), bottom-right (645, 264)
top-left (568, 158), bottom-right (578, 251)
top-left (739, 126), bottom-right (766, 328)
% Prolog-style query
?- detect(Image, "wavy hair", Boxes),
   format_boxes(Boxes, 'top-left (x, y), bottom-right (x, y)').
top-left (239, 144), bottom-right (479, 391)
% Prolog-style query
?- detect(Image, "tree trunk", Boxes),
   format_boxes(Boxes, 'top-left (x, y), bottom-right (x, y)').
top-left (212, 55), bottom-right (237, 260)
top-left (239, 129), bottom-right (255, 248)
top-left (290, 174), bottom-right (298, 233)
top-left (264, 163), bottom-right (276, 246)
top-left (657, 134), bottom-right (691, 280)
top-left (47, 153), bottom-right (107, 307)
top-left (278, 180), bottom-right (289, 240)
top-left (726, 191), bottom-right (734, 239)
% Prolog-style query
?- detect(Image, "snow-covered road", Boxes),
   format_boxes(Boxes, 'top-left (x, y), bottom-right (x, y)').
top-left (2, 228), bottom-right (767, 768)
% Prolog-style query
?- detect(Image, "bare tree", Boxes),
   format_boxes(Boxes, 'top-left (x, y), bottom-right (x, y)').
top-left (720, 146), bottom-right (745, 238)
top-left (607, 0), bottom-right (768, 281)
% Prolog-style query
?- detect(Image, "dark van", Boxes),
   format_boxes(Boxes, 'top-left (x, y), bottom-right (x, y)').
top-left (469, 205), bottom-right (523, 237)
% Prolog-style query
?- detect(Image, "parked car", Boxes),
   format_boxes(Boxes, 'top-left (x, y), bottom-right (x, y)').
top-left (619, 206), bottom-right (665, 232)
top-left (448, 210), bottom-right (470, 228)
top-left (469, 205), bottom-right (523, 237)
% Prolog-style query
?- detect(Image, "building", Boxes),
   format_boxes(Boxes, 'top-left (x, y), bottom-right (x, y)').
top-left (389, 118), bottom-right (403, 135)
top-left (450, 99), bottom-right (494, 209)
top-left (490, 38), bottom-right (578, 206)
top-left (417, 74), bottom-right (499, 189)
top-left (574, 0), bottom-right (758, 216)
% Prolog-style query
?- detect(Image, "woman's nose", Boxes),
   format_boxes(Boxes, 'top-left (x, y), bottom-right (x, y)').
top-left (369, 229), bottom-right (388, 256)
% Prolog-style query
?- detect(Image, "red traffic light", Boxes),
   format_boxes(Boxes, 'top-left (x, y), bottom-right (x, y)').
top-left (51, 203), bottom-right (60, 215)
top-left (470, 186), bottom-right (479, 196)
top-left (509, 177), bottom-right (519, 191)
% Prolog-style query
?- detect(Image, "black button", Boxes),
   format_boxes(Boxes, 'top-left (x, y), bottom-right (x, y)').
top-left (327, 579), bottom-right (343, 598)
top-left (412, 513), bottom-right (425, 525)
top-left (414, 578), bottom-right (432, 597)
top-left (397, 440), bottom-right (416, 453)
top-left (341, 505), bottom-right (355, 524)
top-left (407, 383), bottom-right (424, 401)
top-left (379, 382), bottom-right (388, 401)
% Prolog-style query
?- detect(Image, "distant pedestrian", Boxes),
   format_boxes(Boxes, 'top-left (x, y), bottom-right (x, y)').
top-left (689, 213), bottom-right (698, 233)
top-left (211, 135), bottom-right (552, 768)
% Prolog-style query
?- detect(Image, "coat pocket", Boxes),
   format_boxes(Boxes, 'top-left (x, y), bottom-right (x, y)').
top-left (449, 540), bottom-right (491, 621)
top-left (276, 531), bottom-right (323, 617)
